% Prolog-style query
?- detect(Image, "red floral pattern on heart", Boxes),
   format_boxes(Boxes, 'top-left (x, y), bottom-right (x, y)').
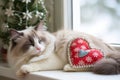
top-left (68, 38), bottom-right (104, 68)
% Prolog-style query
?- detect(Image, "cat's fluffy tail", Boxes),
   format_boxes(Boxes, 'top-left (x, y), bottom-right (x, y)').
top-left (93, 53), bottom-right (120, 75)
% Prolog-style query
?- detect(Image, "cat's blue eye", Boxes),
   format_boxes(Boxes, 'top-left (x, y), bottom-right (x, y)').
top-left (39, 39), bottom-right (42, 43)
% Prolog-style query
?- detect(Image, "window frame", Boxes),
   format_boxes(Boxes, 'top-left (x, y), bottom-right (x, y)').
top-left (54, 0), bottom-right (72, 31)
top-left (72, 0), bottom-right (81, 31)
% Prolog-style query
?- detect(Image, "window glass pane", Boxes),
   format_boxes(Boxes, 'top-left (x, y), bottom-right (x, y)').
top-left (73, 0), bottom-right (120, 43)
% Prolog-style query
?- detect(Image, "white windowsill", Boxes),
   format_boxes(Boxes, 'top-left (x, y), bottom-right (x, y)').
top-left (0, 63), bottom-right (120, 80)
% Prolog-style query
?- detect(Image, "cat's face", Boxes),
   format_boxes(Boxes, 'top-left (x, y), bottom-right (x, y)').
top-left (9, 22), bottom-right (49, 56)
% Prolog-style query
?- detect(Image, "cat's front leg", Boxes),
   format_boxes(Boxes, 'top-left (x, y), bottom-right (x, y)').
top-left (29, 55), bottom-right (48, 63)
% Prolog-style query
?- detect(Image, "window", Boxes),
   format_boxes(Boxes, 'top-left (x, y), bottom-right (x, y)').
top-left (72, 0), bottom-right (120, 43)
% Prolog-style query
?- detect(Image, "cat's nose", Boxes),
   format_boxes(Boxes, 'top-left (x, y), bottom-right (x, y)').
top-left (36, 47), bottom-right (41, 50)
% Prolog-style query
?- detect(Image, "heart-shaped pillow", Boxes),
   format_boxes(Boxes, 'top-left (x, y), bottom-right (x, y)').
top-left (68, 38), bottom-right (104, 69)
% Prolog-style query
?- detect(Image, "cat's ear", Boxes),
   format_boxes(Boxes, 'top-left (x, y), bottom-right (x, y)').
top-left (35, 20), bottom-right (47, 31)
top-left (9, 29), bottom-right (23, 38)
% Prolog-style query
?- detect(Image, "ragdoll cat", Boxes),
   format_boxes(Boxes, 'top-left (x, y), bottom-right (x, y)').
top-left (7, 22), bottom-right (120, 77)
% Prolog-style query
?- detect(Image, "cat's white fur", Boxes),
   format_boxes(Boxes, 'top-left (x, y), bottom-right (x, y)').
top-left (7, 23), bottom-right (120, 77)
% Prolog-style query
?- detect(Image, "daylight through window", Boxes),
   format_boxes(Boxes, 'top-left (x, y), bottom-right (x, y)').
top-left (73, 0), bottom-right (120, 43)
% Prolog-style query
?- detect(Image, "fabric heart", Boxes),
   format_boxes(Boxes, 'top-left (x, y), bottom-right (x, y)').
top-left (68, 38), bottom-right (104, 68)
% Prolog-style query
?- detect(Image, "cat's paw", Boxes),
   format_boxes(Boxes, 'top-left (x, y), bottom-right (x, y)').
top-left (63, 64), bottom-right (73, 71)
top-left (16, 65), bottom-right (31, 77)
